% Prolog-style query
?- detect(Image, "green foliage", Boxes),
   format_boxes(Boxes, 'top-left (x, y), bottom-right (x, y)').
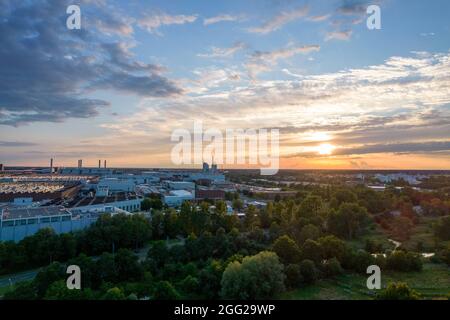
top-left (102, 287), bottom-right (126, 300)
top-left (323, 258), bottom-right (343, 277)
top-left (376, 282), bottom-right (421, 300)
top-left (153, 281), bottom-right (181, 300)
top-left (301, 240), bottom-right (322, 264)
top-left (3, 281), bottom-right (37, 300)
top-left (272, 235), bottom-right (301, 265)
top-left (220, 251), bottom-right (285, 299)
top-left (386, 251), bottom-right (423, 272)
top-left (44, 280), bottom-right (94, 300)
top-left (299, 260), bottom-right (318, 284)
top-left (328, 203), bottom-right (371, 240)
top-left (434, 216), bottom-right (450, 241)
top-left (285, 264), bottom-right (302, 289)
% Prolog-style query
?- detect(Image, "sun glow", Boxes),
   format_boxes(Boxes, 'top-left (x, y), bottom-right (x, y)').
top-left (316, 143), bottom-right (335, 155)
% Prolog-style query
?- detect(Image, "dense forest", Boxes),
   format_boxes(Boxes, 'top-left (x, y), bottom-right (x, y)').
top-left (1, 183), bottom-right (450, 300)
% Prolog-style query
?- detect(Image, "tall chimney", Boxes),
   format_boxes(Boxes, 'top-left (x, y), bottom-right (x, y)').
top-left (99, 160), bottom-right (101, 168)
top-left (104, 160), bottom-right (107, 169)
top-left (50, 158), bottom-right (53, 174)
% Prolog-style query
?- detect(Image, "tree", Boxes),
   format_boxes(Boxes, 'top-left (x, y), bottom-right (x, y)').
top-left (220, 251), bottom-right (285, 299)
top-left (115, 249), bottom-right (144, 282)
top-left (153, 281), bottom-right (181, 300)
top-left (3, 281), bottom-right (37, 300)
top-left (386, 251), bottom-right (422, 272)
top-left (34, 262), bottom-right (65, 298)
top-left (301, 240), bottom-right (322, 264)
top-left (299, 260), bottom-right (318, 284)
top-left (331, 189), bottom-right (357, 208)
top-left (298, 195), bottom-right (324, 218)
top-left (44, 280), bottom-right (94, 300)
top-left (376, 282), bottom-right (421, 300)
top-left (434, 216), bottom-right (450, 241)
top-left (318, 235), bottom-right (348, 262)
top-left (297, 224), bottom-right (321, 244)
top-left (272, 235), bottom-right (301, 265)
top-left (323, 258), bottom-right (343, 277)
top-left (232, 199), bottom-right (243, 211)
top-left (328, 203), bottom-right (371, 240)
top-left (102, 287), bottom-right (126, 300)
top-left (285, 264), bottom-right (302, 289)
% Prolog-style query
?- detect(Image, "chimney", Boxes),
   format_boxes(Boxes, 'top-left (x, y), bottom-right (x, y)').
top-left (0, 163), bottom-right (4, 171)
top-left (104, 160), bottom-right (107, 169)
top-left (78, 159), bottom-right (83, 168)
top-left (50, 158), bottom-right (53, 174)
top-left (98, 160), bottom-right (101, 168)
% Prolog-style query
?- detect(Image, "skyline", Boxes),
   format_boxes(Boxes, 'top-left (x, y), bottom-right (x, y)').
top-left (1, 0), bottom-right (450, 170)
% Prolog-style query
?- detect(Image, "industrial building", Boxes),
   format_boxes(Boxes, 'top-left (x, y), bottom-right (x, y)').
top-left (163, 190), bottom-right (194, 207)
top-left (0, 181), bottom-right (82, 204)
top-left (0, 206), bottom-right (97, 242)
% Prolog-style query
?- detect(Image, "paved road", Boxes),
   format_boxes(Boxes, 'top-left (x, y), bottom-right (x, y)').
top-left (0, 269), bottom-right (40, 288)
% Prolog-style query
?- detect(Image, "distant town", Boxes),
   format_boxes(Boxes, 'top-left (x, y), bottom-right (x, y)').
top-left (1, 160), bottom-right (449, 243)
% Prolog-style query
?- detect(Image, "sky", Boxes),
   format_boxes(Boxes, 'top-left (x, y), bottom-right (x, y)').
top-left (0, 0), bottom-right (449, 170)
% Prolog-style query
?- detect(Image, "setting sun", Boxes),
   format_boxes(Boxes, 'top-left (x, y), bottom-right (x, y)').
top-left (316, 143), bottom-right (336, 155)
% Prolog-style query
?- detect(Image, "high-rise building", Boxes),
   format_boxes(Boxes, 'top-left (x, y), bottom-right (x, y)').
top-left (104, 160), bottom-right (107, 169)
top-left (78, 159), bottom-right (83, 168)
top-left (0, 163), bottom-right (4, 171)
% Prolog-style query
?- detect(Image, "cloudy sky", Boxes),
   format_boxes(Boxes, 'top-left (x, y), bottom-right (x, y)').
top-left (0, 0), bottom-right (449, 169)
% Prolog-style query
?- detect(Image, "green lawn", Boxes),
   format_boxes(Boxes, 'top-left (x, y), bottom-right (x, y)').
top-left (280, 263), bottom-right (450, 300)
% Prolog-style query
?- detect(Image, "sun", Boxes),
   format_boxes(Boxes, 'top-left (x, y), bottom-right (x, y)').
top-left (316, 143), bottom-right (335, 155)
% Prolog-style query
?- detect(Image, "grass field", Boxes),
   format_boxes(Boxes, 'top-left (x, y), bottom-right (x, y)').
top-left (280, 263), bottom-right (450, 300)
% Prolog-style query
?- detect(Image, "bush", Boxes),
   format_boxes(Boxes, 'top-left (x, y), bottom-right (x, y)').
top-left (376, 282), bottom-right (421, 300)
top-left (323, 258), bottom-right (343, 277)
top-left (285, 264), bottom-right (302, 288)
top-left (220, 251), bottom-right (285, 299)
top-left (299, 260), bottom-right (318, 284)
top-left (386, 251), bottom-right (422, 272)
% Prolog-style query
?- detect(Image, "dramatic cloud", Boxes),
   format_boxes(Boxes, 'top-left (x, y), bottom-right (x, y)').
top-left (248, 6), bottom-right (309, 34)
top-left (102, 51), bottom-right (450, 164)
top-left (0, 0), bottom-right (182, 126)
top-left (138, 12), bottom-right (197, 34)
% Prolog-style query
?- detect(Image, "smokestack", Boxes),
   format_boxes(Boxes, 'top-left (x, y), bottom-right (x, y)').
top-left (99, 160), bottom-right (101, 168)
top-left (50, 158), bottom-right (53, 174)
top-left (104, 160), bottom-right (107, 169)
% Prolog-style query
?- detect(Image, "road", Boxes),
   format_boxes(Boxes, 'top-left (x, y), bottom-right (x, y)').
top-left (0, 268), bottom-right (41, 288)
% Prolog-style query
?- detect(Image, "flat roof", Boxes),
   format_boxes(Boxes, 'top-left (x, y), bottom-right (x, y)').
top-left (1, 206), bottom-right (71, 220)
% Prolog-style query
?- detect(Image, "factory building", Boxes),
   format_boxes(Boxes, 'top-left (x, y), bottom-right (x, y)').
top-left (163, 190), bottom-right (194, 207)
top-left (0, 206), bottom-right (96, 242)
